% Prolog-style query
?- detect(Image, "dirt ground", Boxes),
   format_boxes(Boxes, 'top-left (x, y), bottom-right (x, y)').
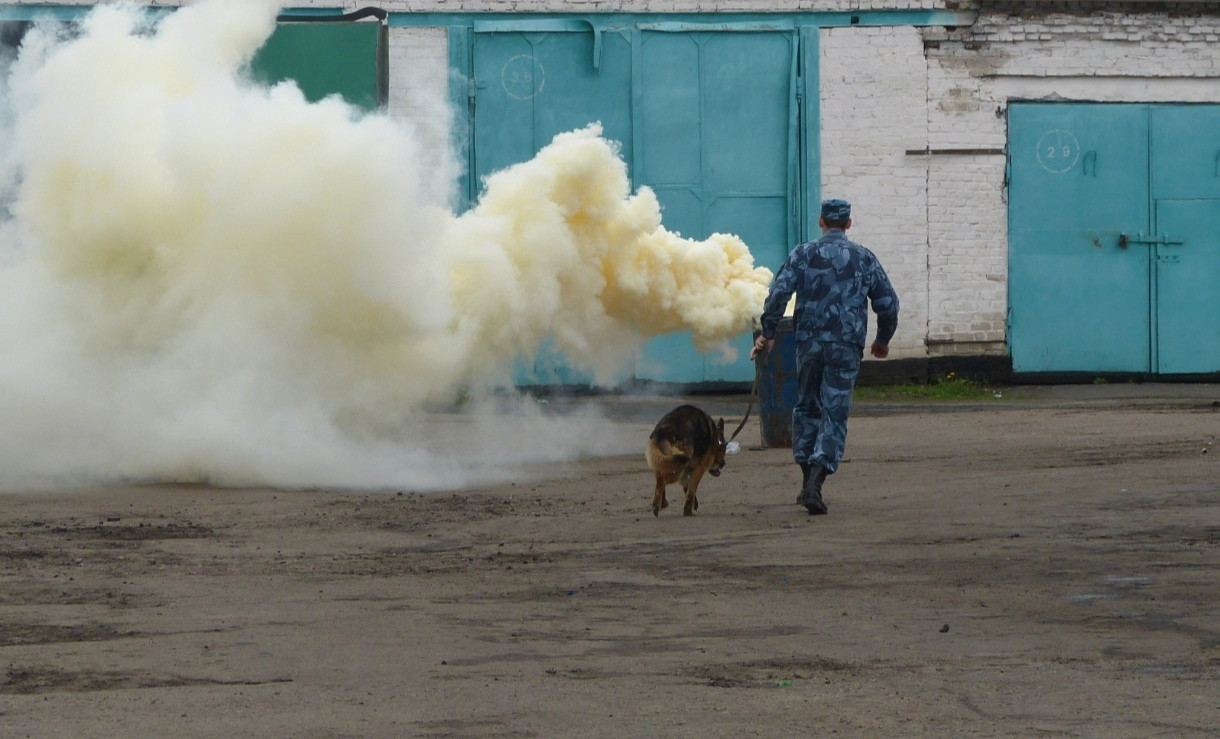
top-left (1, 384), bottom-right (1217, 738)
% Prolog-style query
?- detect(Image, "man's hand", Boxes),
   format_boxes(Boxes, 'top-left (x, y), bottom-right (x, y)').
top-left (751, 336), bottom-right (773, 361)
top-left (870, 342), bottom-right (889, 359)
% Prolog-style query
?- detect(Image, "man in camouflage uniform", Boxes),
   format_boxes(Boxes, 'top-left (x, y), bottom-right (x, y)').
top-left (751, 199), bottom-right (899, 515)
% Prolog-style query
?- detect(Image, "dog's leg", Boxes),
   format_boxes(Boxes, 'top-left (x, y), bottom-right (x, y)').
top-left (682, 467), bottom-right (706, 516)
top-left (651, 476), bottom-right (669, 517)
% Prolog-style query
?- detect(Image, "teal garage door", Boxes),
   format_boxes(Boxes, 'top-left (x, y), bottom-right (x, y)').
top-left (1149, 107), bottom-right (1220, 375)
top-left (634, 28), bottom-right (796, 384)
top-left (470, 24), bottom-right (796, 385)
top-left (472, 24), bottom-right (634, 385)
top-left (1008, 103), bottom-right (1220, 376)
top-left (471, 24), bottom-right (634, 183)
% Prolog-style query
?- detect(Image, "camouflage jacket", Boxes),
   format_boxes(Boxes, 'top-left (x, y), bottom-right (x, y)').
top-left (759, 229), bottom-right (899, 349)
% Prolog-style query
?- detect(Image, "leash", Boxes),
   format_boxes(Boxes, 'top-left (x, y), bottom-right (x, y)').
top-left (727, 345), bottom-right (762, 444)
top-left (725, 335), bottom-right (772, 445)
top-left (726, 374), bottom-right (757, 444)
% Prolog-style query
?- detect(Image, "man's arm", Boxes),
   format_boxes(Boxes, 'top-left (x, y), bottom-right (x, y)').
top-left (752, 257), bottom-right (798, 360)
top-left (869, 262), bottom-right (900, 356)
top-left (758, 261), bottom-right (797, 340)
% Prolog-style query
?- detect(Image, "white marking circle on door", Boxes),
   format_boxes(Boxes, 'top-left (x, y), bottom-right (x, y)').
top-left (1036, 129), bottom-right (1081, 174)
top-left (502, 55), bottom-right (545, 100)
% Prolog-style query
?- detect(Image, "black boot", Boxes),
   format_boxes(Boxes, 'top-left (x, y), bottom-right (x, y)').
top-left (798, 463), bottom-right (828, 515)
top-left (797, 463), bottom-right (812, 504)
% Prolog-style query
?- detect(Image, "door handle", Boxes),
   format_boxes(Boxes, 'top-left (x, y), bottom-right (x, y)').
top-left (1117, 233), bottom-right (1184, 249)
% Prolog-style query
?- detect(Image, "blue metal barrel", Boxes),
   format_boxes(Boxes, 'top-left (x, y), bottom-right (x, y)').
top-left (754, 317), bottom-right (798, 448)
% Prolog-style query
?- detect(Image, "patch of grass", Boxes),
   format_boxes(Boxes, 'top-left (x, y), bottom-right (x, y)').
top-left (855, 372), bottom-right (1004, 401)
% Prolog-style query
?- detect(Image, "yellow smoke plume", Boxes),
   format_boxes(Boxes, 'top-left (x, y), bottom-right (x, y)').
top-left (448, 126), bottom-right (773, 384)
top-left (0, 0), bottom-right (773, 488)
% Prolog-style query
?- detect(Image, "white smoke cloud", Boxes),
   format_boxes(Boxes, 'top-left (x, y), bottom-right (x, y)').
top-left (0, 0), bottom-right (771, 491)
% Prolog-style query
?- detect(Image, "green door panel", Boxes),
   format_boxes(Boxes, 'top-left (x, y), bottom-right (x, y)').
top-left (1153, 199), bottom-right (1220, 374)
top-left (250, 22), bottom-right (386, 111)
top-left (1008, 103), bottom-right (1152, 373)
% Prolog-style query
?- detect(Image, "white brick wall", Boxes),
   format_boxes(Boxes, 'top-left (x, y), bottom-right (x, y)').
top-left (820, 25), bottom-right (929, 358)
top-left (925, 156), bottom-right (1008, 354)
top-left (920, 23), bottom-right (1009, 357)
top-left (386, 27), bottom-right (458, 206)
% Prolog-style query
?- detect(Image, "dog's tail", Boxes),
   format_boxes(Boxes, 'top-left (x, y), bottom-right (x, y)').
top-left (647, 438), bottom-right (690, 468)
top-left (662, 443), bottom-right (690, 465)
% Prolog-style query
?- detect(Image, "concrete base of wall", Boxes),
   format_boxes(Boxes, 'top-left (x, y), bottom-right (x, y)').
top-left (860, 354), bottom-right (1013, 386)
top-left (525, 356), bottom-right (1219, 398)
top-left (853, 357), bottom-right (1218, 387)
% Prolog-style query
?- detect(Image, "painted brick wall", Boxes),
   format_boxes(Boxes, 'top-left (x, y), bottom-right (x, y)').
top-left (819, 24), bottom-right (929, 358)
top-left (924, 155), bottom-right (1008, 356)
top-left (387, 28), bottom-right (448, 124)
top-left (921, 24), bottom-right (1009, 358)
top-left (386, 27), bottom-right (459, 206)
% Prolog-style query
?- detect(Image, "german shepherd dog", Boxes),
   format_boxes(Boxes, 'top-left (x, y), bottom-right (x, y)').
top-left (645, 404), bottom-right (727, 517)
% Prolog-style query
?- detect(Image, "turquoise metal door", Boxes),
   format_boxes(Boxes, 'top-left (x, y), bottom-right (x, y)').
top-left (634, 28), bottom-right (797, 384)
top-left (1010, 103), bottom-right (1220, 376)
top-left (471, 25), bottom-right (797, 385)
top-left (1008, 104), bottom-right (1151, 373)
top-left (1150, 106), bottom-right (1220, 375)
top-left (471, 24), bottom-right (633, 385)
top-left (472, 24), bottom-right (633, 181)
top-left (1153, 200), bottom-right (1220, 374)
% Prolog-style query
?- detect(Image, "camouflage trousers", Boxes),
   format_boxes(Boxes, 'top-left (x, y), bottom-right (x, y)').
top-left (791, 340), bottom-right (863, 474)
